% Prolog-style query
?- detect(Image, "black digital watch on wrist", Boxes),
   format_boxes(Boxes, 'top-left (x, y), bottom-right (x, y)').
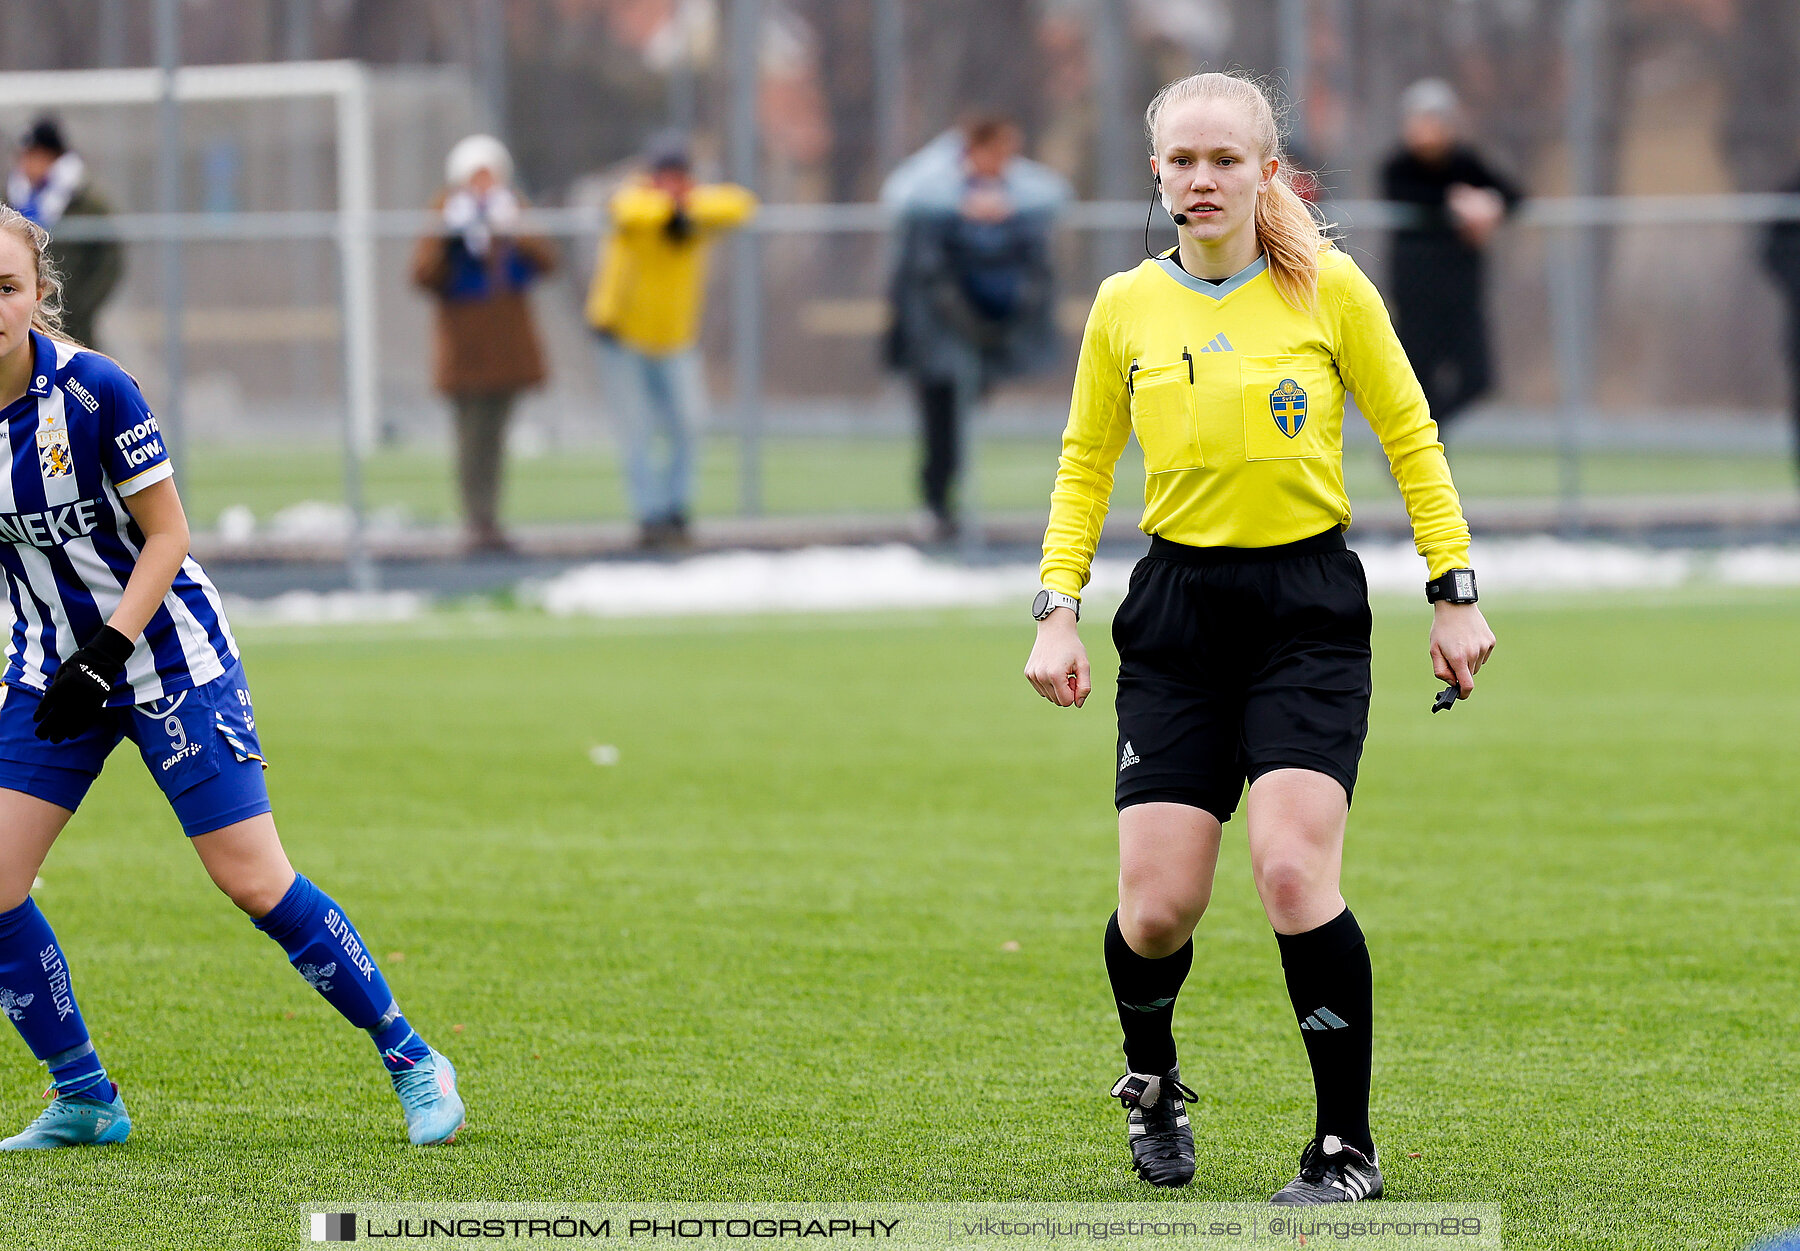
top-left (1425, 568), bottom-right (1478, 605)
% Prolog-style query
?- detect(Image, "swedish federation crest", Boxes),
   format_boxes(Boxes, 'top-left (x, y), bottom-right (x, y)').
top-left (1268, 377), bottom-right (1307, 438)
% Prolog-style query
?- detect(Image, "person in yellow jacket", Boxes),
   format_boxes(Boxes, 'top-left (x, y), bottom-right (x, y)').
top-left (1022, 72), bottom-right (1495, 1203)
top-left (586, 134), bottom-right (756, 548)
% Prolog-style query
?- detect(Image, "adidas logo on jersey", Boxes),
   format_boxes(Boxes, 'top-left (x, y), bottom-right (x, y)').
top-left (1119, 741), bottom-right (1140, 771)
top-left (1197, 333), bottom-right (1233, 353)
top-left (1300, 1007), bottom-right (1350, 1031)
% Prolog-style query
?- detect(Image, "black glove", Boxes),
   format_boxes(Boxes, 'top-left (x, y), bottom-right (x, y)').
top-left (33, 625), bottom-right (134, 743)
top-left (663, 205), bottom-right (694, 243)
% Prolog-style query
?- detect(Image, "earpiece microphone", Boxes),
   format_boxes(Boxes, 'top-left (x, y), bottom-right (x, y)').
top-left (1143, 173), bottom-right (1187, 257)
top-left (1154, 174), bottom-right (1188, 225)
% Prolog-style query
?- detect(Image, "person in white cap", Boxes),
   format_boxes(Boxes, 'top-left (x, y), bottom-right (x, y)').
top-left (411, 134), bottom-right (556, 553)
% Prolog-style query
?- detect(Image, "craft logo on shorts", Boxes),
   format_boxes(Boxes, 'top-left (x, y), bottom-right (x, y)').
top-left (159, 740), bottom-right (204, 772)
top-left (36, 419), bottom-right (73, 479)
top-left (1268, 377), bottom-right (1307, 438)
top-left (310, 1212), bottom-right (357, 1242)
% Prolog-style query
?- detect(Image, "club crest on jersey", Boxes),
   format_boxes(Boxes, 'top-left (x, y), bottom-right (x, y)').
top-left (36, 425), bottom-right (73, 478)
top-left (1268, 378), bottom-right (1307, 438)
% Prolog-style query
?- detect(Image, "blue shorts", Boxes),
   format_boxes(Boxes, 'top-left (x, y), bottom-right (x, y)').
top-left (0, 657), bottom-right (272, 838)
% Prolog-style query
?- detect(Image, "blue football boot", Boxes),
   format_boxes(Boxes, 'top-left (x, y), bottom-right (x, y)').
top-left (390, 1048), bottom-right (464, 1145)
top-left (0, 1082), bottom-right (131, 1150)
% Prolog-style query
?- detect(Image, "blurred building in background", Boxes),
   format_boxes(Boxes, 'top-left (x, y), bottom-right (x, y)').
top-left (0, 0), bottom-right (1795, 553)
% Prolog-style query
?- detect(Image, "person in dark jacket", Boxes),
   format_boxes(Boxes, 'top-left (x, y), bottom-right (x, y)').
top-left (5, 117), bottom-right (123, 349)
top-left (1761, 166), bottom-right (1800, 482)
top-left (882, 116), bottom-right (1068, 538)
top-left (410, 135), bottom-right (555, 553)
top-left (1379, 80), bottom-right (1521, 434)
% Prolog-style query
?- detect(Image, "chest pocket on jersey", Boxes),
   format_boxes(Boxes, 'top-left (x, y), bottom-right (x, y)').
top-left (1241, 354), bottom-right (1327, 461)
top-left (1129, 353), bottom-right (1203, 474)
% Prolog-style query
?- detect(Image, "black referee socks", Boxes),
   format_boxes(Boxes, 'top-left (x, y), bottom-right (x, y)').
top-left (1104, 906), bottom-right (1373, 1149)
top-left (1274, 907), bottom-right (1373, 1155)
top-left (1104, 911), bottom-right (1193, 1076)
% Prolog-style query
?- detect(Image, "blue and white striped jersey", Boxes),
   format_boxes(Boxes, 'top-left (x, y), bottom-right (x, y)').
top-left (0, 330), bottom-right (237, 704)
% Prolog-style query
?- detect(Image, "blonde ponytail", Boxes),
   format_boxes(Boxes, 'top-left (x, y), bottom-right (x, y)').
top-left (1253, 174), bottom-right (1328, 312)
top-left (1144, 71), bottom-right (1333, 312)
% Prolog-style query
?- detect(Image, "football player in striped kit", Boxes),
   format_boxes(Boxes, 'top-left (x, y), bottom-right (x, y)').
top-left (0, 205), bottom-right (463, 1149)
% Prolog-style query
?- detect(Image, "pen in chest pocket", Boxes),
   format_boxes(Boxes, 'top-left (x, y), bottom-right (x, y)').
top-left (1126, 346), bottom-right (1196, 394)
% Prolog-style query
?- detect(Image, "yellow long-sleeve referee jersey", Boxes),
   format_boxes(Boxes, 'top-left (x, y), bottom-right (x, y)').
top-left (585, 180), bottom-right (758, 355)
top-left (1039, 247), bottom-right (1471, 597)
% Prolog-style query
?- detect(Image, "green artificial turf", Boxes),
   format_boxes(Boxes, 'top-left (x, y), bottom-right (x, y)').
top-left (171, 438), bottom-right (1794, 532)
top-left (0, 591), bottom-right (1797, 1248)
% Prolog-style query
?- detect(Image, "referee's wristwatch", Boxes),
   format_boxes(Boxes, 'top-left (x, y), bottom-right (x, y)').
top-left (1032, 589), bottom-right (1081, 622)
top-left (1425, 568), bottom-right (1479, 605)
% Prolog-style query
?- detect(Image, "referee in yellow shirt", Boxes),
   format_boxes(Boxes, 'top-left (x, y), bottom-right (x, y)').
top-left (1023, 72), bottom-right (1495, 1203)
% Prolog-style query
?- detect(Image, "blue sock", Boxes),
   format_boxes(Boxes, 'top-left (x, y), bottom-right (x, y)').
top-left (254, 875), bottom-right (431, 1072)
top-left (0, 898), bottom-right (112, 1101)
top-left (370, 1018), bottom-right (433, 1074)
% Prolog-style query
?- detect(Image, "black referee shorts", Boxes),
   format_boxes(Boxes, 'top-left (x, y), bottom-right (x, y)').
top-left (1112, 528), bottom-right (1372, 823)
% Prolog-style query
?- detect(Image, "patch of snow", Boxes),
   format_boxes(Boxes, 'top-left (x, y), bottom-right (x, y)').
top-left (531, 539), bottom-right (1800, 619)
top-left (267, 501), bottom-right (413, 540)
top-left (222, 590), bottom-right (427, 626)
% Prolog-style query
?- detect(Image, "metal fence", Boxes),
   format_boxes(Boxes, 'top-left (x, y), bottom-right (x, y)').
top-left (21, 189), bottom-right (1800, 581)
